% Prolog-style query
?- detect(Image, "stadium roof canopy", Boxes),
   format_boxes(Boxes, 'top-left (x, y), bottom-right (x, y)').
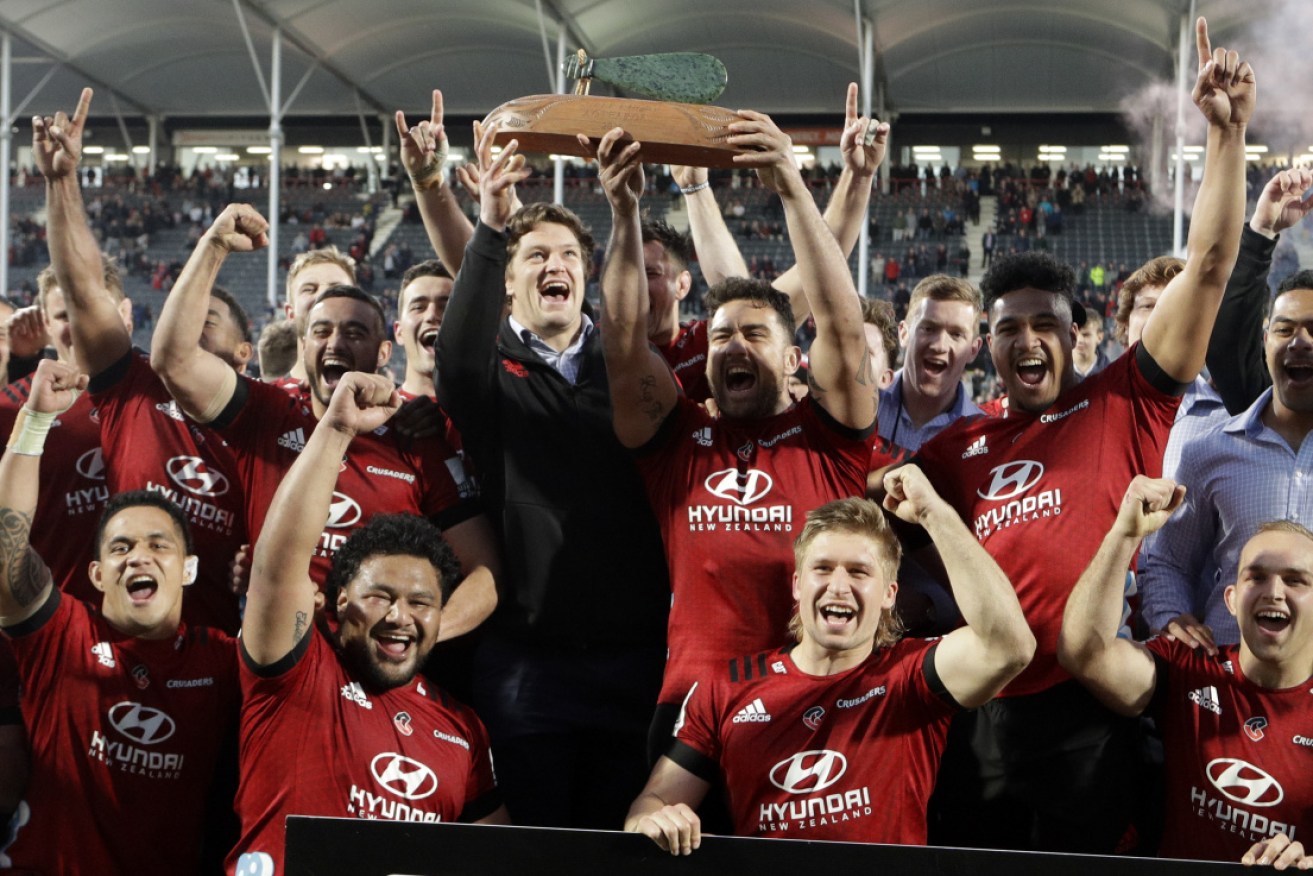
top-left (0, 0), bottom-right (1270, 122)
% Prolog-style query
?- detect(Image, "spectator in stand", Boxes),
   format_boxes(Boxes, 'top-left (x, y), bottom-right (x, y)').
top-left (1072, 303), bottom-right (1109, 379)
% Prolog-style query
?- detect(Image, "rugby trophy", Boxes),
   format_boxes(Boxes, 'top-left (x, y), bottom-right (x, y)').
top-left (481, 49), bottom-right (746, 167)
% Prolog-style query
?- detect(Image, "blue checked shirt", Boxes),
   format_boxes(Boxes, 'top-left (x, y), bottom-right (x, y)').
top-left (877, 371), bottom-right (981, 453)
top-left (1138, 387), bottom-right (1313, 644)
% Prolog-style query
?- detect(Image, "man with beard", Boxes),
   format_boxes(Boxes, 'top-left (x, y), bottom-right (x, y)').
top-left (1060, 476), bottom-right (1313, 868)
top-left (911, 19), bottom-right (1253, 851)
top-left (625, 469), bottom-right (1033, 852)
top-left (279, 246), bottom-right (355, 390)
top-left (591, 111), bottom-right (882, 754)
top-left (35, 87), bottom-right (250, 634)
top-left (229, 371), bottom-right (506, 876)
top-left (1137, 272), bottom-right (1313, 650)
top-left (150, 204), bottom-right (497, 641)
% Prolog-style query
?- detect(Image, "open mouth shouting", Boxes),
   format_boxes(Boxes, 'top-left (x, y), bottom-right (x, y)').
top-left (539, 279), bottom-right (571, 305)
top-left (418, 328), bottom-right (439, 353)
top-left (319, 355), bottom-right (352, 390)
top-left (1014, 355), bottom-right (1047, 387)
top-left (817, 601), bottom-right (857, 634)
top-left (1282, 359), bottom-right (1313, 389)
top-left (126, 573), bottom-right (159, 605)
top-left (724, 362), bottom-right (758, 395)
top-left (373, 629), bottom-right (416, 663)
top-left (1254, 607), bottom-right (1291, 636)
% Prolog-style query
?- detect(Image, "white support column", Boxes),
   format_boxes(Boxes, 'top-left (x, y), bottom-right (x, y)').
top-left (268, 29), bottom-right (283, 309)
top-left (147, 116), bottom-right (159, 178)
top-left (554, 27), bottom-right (566, 206)
top-left (1171, 3), bottom-right (1194, 257)
top-left (1, 31), bottom-right (11, 298)
top-left (380, 113), bottom-right (392, 197)
top-left (856, 17), bottom-right (874, 297)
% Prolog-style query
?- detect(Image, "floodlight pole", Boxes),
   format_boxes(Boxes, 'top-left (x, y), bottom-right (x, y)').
top-left (554, 28), bottom-right (566, 206)
top-left (1171, 3), bottom-right (1194, 257)
top-left (268, 29), bottom-right (283, 310)
top-left (0, 30), bottom-right (11, 299)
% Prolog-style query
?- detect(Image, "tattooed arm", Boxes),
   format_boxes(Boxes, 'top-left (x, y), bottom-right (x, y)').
top-left (0, 360), bottom-right (86, 625)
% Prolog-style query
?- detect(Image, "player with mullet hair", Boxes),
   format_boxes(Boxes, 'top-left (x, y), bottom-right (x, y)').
top-left (1061, 477), bottom-right (1313, 868)
top-left (0, 358), bottom-right (238, 876)
top-left (229, 370), bottom-right (506, 875)
top-left (625, 467), bottom-right (1032, 853)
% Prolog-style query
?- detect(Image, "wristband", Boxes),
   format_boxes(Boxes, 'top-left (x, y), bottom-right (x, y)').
top-left (409, 160), bottom-right (446, 192)
top-left (680, 181), bottom-right (710, 195)
top-left (5, 407), bottom-right (56, 457)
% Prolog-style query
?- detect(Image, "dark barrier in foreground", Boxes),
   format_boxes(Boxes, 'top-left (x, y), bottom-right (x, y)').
top-left (285, 817), bottom-right (1249, 875)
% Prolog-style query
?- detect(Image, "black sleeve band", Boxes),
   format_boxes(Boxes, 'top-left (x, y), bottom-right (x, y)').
top-left (87, 349), bottom-right (134, 395)
top-left (1135, 343), bottom-right (1190, 398)
top-left (3, 587), bottom-right (60, 638)
top-left (665, 738), bottom-right (720, 784)
top-left (208, 373), bottom-right (250, 431)
top-left (240, 623), bottom-right (314, 678)
top-left (459, 789), bottom-right (504, 823)
top-left (809, 394), bottom-right (876, 443)
top-left (921, 641), bottom-right (964, 710)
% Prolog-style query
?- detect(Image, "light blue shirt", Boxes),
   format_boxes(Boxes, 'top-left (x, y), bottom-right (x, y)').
top-left (1138, 387), bottom-right (1313, 644)
top-left (508, 313), bottom-right (595, 385)
top-left (877, 371), bottom-right (981, 453)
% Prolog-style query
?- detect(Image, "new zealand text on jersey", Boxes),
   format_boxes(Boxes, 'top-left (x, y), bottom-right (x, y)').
top-left (87, 730), bottom-right (184, 780)
top-left (758, 786), bottom-right (872, 833)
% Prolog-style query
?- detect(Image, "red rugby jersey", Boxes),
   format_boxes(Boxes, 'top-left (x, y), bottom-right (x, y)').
top-left (658, 319), bottom-right (712, 405)
top-left (636, 397), bottom-right (873, 703)
top-left (670, 639), bottom-right (956, 843)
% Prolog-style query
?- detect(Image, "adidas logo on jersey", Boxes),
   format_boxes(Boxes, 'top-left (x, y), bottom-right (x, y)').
top-left (692, 427), bottom-right (713, 447)
top-left (341, 681), bottom-right (373, 710)
top-left (155, 401), bottom-right (185, 422)
top-left (91, 641), bottom-right (116, 669)
top-left (732, 697), bottom-right (772, 723)
top-left (278, 428), bottom-right (307, 453)
top-left (962, 436), bottom-right (988, 459)
top-left (1188, 685), bottom-right (1222, 715)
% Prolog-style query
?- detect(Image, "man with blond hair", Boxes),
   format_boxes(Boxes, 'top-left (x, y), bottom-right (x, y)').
top-left (879, 274), bottom-right (983, 453)
top-left (625, 467), bottom-right (1032, 853)
top-left (281, 245), bottom-right (355, 386)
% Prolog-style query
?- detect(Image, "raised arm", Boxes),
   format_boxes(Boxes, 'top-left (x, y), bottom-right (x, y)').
top-left (594, 128), bottom-right (680, 448)
top-left (771, 83), bottom-right (887, 319)
top-left (1206, 167), bottom-right (1312, 413)
top-left (150, 204), bottom-right (268, 423)
top-left (1141, 18), bottom-right (1253, 382)
top-left (35, 88), bottom-right (129, 377)
top-left (433, 515), bottom-right (500, 642)
top-left (1058, 476), bottom-right (1185, 716)
top-left (397, 89), bottom-right (474, 272)
top-left (0, 360), bottom-right (85, 625)
top-left (729, 111), bottom-right (874, 429)
top-left (624, 756), bottom-right (711, 856)
top-left (245, 371), bottom-right (399, 666)
top-left (672, 164), bottom-right (749, 289)
top-left (884, 465), bottom-right (1034, 707)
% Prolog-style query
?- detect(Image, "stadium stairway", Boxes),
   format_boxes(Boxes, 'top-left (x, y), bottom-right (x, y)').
top-left (969, 195), bottom-right (998, 285)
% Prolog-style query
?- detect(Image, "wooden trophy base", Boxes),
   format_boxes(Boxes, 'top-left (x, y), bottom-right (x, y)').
top-left (481, 95), bottom-right (745, 168)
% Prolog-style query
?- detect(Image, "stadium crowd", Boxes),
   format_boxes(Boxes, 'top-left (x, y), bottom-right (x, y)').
top-left (3, 15), bottom-right (1313, 875)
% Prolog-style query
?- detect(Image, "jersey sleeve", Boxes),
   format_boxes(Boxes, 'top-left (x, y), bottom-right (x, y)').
top-left (4, 588), bottom-right (75, 698)
top-left (666, 679), bottom-right (722, 783)
top-left (414, 433), bottom-right (483, 531)
top-left (456, 708), bottom-right (502, 822)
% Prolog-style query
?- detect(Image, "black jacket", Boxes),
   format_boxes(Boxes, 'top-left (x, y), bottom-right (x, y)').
top-left (436, 221), bottom-right (669, 649)
top-left (1205, 225), bottom-right (1276, 415)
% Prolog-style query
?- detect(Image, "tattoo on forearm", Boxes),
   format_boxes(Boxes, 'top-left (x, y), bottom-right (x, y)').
top-left (855, 349), bottom-right (874, 387)
top-left (0, 507), bottom-right (47, 607)
top-left (293, 610), bottom-right (308, 643)
top-left (638, 374), bottom-right (666, 423)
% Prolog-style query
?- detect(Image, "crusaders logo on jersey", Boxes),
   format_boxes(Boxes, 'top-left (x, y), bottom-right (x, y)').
top-left (371, 753), bottom-right (438, 801)
top-left (769, 750), bottom-right (847, 794)
top-left (977, 461), bottom-right (1044, 501)
top-left (76, 447), bottom-right (106, 481)
top-left (131, 665), bottom-right (150, 690)
top-left (1206, 758), bottom-right (1284, 807)
top-left (165, 456), bottom-right (230, 497)
top-left (705, 468), bottom-right (774, 505)
top-left (802, 706), bottom-right (825, 731)
top-left (1245, 717), bottom-right (1269, 742)
top-left (394, 711), bottom-right (414, 737)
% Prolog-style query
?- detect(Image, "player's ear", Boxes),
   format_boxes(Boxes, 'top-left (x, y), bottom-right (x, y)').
top-left (89, 560), bottom-right (106, 594)
top-left (183, 556), bottom-right (198, 586)
top-left (1223, 584), bottom-right (1238, 618)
